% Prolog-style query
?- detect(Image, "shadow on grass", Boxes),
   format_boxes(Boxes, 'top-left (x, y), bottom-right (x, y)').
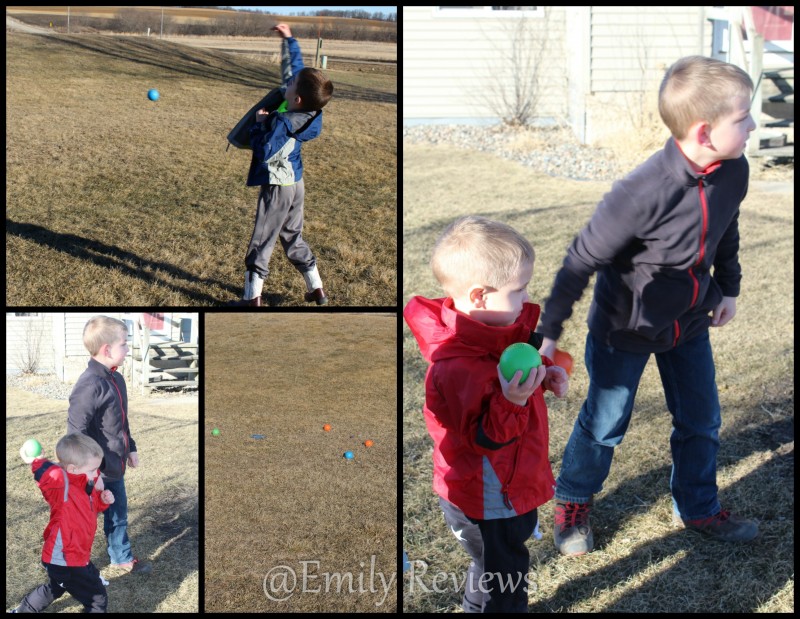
top-left (528, 414), bottom-right (793, 612)
top-left (7, 219), bottom-right (234, 305)
top-left (531, 428), bottom-right (792, 611)
top-left (28, 33), bottom-right (396, 104)
top-left (403, 407), bottom-right (793, 612)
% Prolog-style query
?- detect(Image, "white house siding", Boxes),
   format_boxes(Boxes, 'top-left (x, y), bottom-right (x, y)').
top-left (403, 6), bottom-right (569, 125)
top-left (589, 7), bottom-right (705, 92)
top-left (7, 312), bottom-right (197, 382)
top-left (6, 313), bottom-right (54, 375)
top-left (53, 312), bottom-right (66, 379)
top-left (585, 6), bottom-right (711, 144)
top-left (63, 312), bottom-right (127, 381)
top-left (404, 6), bottom-right (725, 145)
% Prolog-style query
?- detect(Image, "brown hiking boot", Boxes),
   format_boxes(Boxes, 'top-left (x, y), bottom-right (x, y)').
top-left (674, 509), bottom-right (758, 542)
top-left (553, 499), bottom-right (594, 556)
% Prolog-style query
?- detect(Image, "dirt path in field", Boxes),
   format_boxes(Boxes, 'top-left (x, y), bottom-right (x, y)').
top-left (6, 15), bottom-right (53, 34)
top-left (168, 35), bottom-right (396, 63)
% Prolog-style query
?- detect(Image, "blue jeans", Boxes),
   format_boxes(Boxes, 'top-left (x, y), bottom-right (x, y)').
top-left (556, 331), bottom-right (721, 521)
top-left (102, 478), bottom-right (134, 564)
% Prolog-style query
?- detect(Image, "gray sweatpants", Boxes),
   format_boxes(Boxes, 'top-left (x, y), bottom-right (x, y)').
top-left (245, 179), bottom-right (316, 278)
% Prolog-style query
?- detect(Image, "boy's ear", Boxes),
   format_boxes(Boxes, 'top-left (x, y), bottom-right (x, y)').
top-left (468, 285), bottom-right (487, 308)
top-left (691, 119), bottom-right (713, 148)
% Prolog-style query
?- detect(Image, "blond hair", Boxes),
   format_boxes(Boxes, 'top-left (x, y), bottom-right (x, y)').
top-left (431, 216), bottom-right (534, 298)
top-left (659, 55), bottom-right (753, 140)
top-left (83, 315), bottom-right (127, 356)
top-left (56, 433), bottom-right (103, 468)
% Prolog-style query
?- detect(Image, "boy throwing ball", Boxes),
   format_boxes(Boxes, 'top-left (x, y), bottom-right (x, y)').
top-left (230, 24), bottom-right (334, 306)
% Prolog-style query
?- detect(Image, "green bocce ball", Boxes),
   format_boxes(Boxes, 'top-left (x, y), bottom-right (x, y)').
top-left (23, 439), bottom-right (42, 458)
top-left (499, 343), bottom-right (542, 384)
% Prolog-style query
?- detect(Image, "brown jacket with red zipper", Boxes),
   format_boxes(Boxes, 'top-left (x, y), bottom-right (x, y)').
top-left (68, 358), bottom-right (136, 481)
top-left (537, 136), bottom-right (747, 353)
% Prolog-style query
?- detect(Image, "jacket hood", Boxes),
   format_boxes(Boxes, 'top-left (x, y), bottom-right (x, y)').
top-left (404, 296), bottom-right (541, 363)
top-left (33, 459), bottom-right (93, 491)
top-left (279, 109), bottom-right (322, 142)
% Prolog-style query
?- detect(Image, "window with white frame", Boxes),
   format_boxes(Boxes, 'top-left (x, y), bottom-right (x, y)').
top-left (433, 6), bottom-right (543, 18)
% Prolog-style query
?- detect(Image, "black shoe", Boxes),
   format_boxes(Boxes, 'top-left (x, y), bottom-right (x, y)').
top-left (227, 297), bottom-right (262, 307)
top-left (304, 288), bottom-right (328, 305)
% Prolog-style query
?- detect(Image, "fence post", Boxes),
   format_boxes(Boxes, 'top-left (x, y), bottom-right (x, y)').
top-left (314, 38), bottom-right (322, 68)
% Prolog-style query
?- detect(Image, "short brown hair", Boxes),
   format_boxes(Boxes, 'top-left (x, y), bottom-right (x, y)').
top-left (83, 315), bottom-right (127, 356)
top-left (431, 216), bottom-right (535, 299)
top-left (295, 68), bottom-right (333, 111)
top-left (659, 55), bottom-right (753, 139)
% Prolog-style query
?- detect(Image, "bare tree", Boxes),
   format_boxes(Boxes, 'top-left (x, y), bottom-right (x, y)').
top-left (482, 12), bottom-right (551, 126)
top-left (16, 315), bottom-right (46, 375)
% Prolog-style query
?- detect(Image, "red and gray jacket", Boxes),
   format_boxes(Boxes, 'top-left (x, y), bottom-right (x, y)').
top-left (537, 137), bottom-right (747, 353)
top-left (68, 358), bottom-right (136, 482)
top-left (32, 458), bottom-right (110, 566)
top-left (404, 297), bottom-right (556, 521)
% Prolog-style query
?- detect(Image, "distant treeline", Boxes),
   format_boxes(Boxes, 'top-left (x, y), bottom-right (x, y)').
top-left (208, 7), bottom-right (397, 22)
top-left (49, 9), bottom-right (397, 42)
top-left (204, 12), bottom-right (397, 42)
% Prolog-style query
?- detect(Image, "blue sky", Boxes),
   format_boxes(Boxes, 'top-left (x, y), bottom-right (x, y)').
top-left (232, 6), bottom-right (396, 15)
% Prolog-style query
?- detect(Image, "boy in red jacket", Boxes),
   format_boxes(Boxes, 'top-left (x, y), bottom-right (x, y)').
top-left (11, 433), bottom-right (114, 613)
top-left (404, 216), bottom-right (568, 613)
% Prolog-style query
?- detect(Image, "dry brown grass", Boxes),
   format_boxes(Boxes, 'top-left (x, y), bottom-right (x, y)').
top-left (403, 143), bottom-right (793, 612)
top-left (6, 384), bottom-right (199, 612)
top-left (204, 313), bottom-right (397, 612)
top-left (6, 32), bottom-right (396, 306)
top-left (588, 90), bottom-right (671, 174)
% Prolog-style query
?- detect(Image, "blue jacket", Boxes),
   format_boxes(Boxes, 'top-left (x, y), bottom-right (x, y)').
top-left (245, 37), bottom-right (323, 186)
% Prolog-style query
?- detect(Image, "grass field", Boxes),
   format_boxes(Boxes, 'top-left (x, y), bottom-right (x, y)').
top-left (204, 313), bottom-right (397, 612)
top-left (6, 384), bottom-right (199, 612)
top-left (6, 32), bottom-right (396, 306)
top-left (403, 143), bottom-right (794, 612)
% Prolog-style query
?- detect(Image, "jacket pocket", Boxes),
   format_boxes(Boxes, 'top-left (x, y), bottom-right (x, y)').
top-left (627, 267), bottom-right (693, 340)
